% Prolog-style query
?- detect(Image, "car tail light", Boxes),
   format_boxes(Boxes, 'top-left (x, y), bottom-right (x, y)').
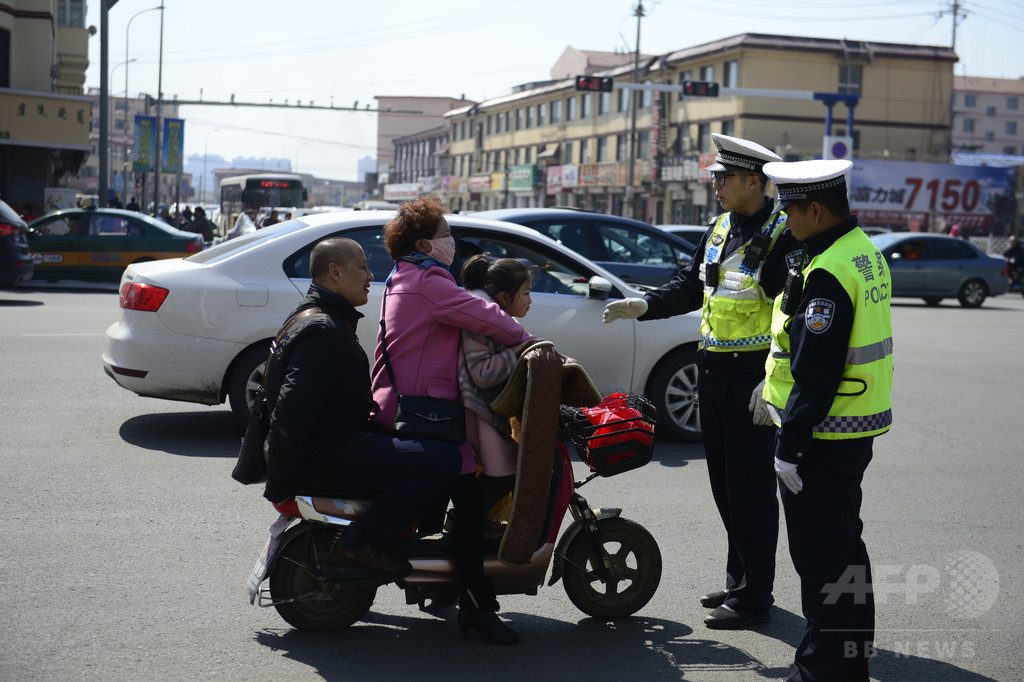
top-left (120, 282), bottom-right (169, 311)
top-left (185, 238), bottom-right (203, 253)
top-left (0, 222), bottom-right (21, 238)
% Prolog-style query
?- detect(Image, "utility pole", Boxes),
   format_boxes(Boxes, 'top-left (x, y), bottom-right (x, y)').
top-left (153, 0), bottom-right (165, 213)
top-left (940, 0), bottom-right (969, 156)
top-left (624, 0), bottom-right (644, 219)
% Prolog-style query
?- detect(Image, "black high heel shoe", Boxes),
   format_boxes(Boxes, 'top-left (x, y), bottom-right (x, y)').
top-left (457, 608), bottom-right (520, 645)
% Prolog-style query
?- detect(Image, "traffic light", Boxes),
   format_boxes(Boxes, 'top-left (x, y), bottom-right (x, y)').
top-left (682, 80), bottom-right (720, 97)
top-left (575, 76), bottom-right (614, 93)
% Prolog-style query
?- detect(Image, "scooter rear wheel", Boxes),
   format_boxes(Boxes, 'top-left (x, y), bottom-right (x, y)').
top-left (562, 517), bottom-right (662, 619)
top-left (269, 529), bottom-right (377, 631)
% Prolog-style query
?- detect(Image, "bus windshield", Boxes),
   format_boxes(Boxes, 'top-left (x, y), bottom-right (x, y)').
top-left (219, 173), bottom-right (306, 231)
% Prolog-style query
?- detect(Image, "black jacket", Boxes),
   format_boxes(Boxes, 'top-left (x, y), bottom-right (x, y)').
top-left (263, 284), bottom-right (375, 502)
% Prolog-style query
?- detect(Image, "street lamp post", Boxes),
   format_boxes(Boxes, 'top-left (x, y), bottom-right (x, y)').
top-left (624, 0), bottom-right (645, 219)
top-left (109, 58), bottom-right (135, 198)
top-left (125, 6), bottom-right (162, 207)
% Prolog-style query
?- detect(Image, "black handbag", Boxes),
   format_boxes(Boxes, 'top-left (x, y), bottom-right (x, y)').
top-left (231, 307), bottom-right (323, 484)
top-left (380, 278), bottom-right (466, 445)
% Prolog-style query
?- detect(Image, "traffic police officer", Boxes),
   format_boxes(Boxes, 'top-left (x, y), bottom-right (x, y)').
top-left (604, 134), bottom-right (802, 629)
top-left (761, 159), bottom-right (894, 682)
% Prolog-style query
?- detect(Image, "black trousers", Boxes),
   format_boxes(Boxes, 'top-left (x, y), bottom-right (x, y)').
top-left (782, 437), bottom-right (874, 682)
top-left (698, 348), bottom-right (779, 613)
top-left (309, 436), bottom-right (461, 550)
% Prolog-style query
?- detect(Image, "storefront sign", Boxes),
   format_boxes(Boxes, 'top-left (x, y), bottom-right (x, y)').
top-left (509, 164), bottom-right (536, 191)
top-left (384, 182), bottom-right (423, 201)
top-left (546, 166), bottom-right (562, 195)
top-left (0, 91), bottom-right (90, 148)
top-left (561, 165), bottom-right (579, 188)
top-left (469, 174), bottom-right (491, 190)
top-left (850, 159), bottom-right (1016, 232)
top-left (162, 118), bottom-right (185, 174)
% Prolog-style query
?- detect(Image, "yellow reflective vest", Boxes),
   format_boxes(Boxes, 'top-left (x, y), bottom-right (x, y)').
top-left (764, 228), bottom-right (894, 439)
top-left (699, 211), bottom-right (787, 352)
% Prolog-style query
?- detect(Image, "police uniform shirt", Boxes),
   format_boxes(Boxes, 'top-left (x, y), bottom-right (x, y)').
top-left (641, 196), bottom-right (801, 320)
top-left (775, 216), bottom-right (862, 463)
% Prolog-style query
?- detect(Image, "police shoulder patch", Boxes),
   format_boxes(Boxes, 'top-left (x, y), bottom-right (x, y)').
top-left (785, 249), bottom-right (804, 271)
top-left (804, 298), bottom-right (835, 334)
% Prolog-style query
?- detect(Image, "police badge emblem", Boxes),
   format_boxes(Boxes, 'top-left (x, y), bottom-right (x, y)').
top-left (805, 298), bottom-right (835, 334)
top-left (710, 233), bottom-right (725, 247)
top-left (785, 250), bottom-right (803, 271)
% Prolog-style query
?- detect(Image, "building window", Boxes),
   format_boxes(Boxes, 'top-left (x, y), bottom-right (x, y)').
top-left (617, 135), bottom-right (627, 162)
top-left (986, 106), bottom-right (996, 117)
top-left (641, 80), bottom-right (652, 108)
top-left (618, 88), bottom-right (629, 113)
top-left (964, 94), bottom-right (977, 107)
top-left (56, 0), bottom-right (85, 27)
top-left (598, 92), bottom-right (610, 115)
top-left (1004, 146), bottom-right (1017, 155)
top-left (963, 119), bottom-right (975, 132)
top-left (721, 120), bottom-right (735, 137)
top-left (524, 147), bottom-right (532, 163)
top-left (581, 94), bottom-right (591, 119)
top-left (486, 115), bottom-right (492, 135)
top-left (496, 113), bottom-right (503, 134)
top-left (564, 141), bottom-right (573, 163)
top-left (550, 100), bottom-right (561, 124)
top-left (566, 96), bottom-right (576, 121)
top-left (516, 109), bottom-right (523, 130)
top-left (526, 106), bottom-right (534, 129)
top-left (700, 65), bottom-right (714, 81)
top-left (677, 70), bottom-right (692, 101)
top-left (514, 148), bottom-right (521, 165)
top-left (1008, 121), bottom-right (1018, 135)
top-left (1008, 97), bottom-right (1019, 111)
top-left (637, 131), bottom-right (650, 160)
top-left (697, 123), bottom-right (711, 152)
top-left (597, 137), bottom-right (608, 162)
top-left (580, 140), bottom-right (590, 163)
top-left (723, 61), bottom-right (738, 88)
top-left (985, 131), bottom-right (995, 142)
top-left (537, 103), bottom-right (546, 126)
top-left (505, 111), bottom-right (511, 132)
top-left (838, 64), bottom-right (862, 95)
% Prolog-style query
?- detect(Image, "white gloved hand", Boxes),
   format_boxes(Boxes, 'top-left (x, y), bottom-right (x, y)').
top-left (603, 298), bottom-right (648, 324)
top-left (775, 457), bottom-right (804, 494)
top-left (748, 379), bottom-right (773, 427)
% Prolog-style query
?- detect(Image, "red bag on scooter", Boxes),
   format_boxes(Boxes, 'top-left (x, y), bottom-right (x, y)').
top-left (561, 393), bottom-right (655, 477)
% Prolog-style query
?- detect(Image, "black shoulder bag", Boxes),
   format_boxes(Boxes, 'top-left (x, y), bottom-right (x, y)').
top-left (380, 276), bottom-right (466, 445)
top-left (231, 307), bottom-right (323, 484)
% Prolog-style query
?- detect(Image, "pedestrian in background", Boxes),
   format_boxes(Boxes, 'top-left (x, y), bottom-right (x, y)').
top-left (762, 159), bottom-right (894, 682)
top-left (190, 206), bottom-right (216, 242)
top-left (604, 134), bottom-right (803, 629)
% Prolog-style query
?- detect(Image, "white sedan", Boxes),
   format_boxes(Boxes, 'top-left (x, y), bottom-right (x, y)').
top-left (102, 211), bottom-right (703, 441)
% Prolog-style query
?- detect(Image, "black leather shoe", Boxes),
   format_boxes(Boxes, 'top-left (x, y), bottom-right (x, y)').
top-left (458, 608), bottom-right (520, 645)
top-left (704, 604), bottom-right (771, 630)
top-left (700, 589), bottom-right (729, 609)
top-left (329, 539), bottom-right (412, 580)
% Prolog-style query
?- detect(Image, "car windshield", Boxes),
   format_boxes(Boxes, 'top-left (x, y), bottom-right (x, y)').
top-left (186, 220), bottom-right (311, 264)
top-left (870, 233), bottom-right (902, 250)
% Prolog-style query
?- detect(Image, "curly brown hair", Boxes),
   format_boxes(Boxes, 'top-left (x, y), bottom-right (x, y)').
top-left (383, 194), bottom-right (449, 258)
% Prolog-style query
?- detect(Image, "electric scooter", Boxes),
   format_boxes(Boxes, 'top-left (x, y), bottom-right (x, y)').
top-left (245, 395), bottom-right (662, 632)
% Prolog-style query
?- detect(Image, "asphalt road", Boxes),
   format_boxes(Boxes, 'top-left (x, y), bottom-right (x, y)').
top-left (1, 281), bottom-right (1021, 681)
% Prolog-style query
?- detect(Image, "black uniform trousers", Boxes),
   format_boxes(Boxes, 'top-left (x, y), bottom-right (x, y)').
top-left (781, 437), bottom-right (874, 682)
top-left (698, 348), bottom-right (779, 613)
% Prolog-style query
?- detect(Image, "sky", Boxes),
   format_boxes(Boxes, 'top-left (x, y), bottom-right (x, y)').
top-left (84, 0), bottom-right (1024, 183)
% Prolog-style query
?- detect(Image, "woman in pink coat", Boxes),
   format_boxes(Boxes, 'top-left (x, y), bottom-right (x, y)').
top-left (370, 195), bottom-right (531, 644)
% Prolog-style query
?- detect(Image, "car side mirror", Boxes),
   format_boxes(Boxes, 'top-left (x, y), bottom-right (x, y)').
top-left (588, 276), bottom-right (611, 300)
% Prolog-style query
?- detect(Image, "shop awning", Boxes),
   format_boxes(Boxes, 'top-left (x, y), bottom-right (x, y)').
top-left (537, 143), bottom-right (560, 160)
top-left (432, 143), bottom-right (450, 156)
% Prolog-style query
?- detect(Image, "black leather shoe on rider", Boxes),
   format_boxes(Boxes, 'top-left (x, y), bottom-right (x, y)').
top-left (458, 608), bottom-right (519, 645)
top-left (703, 604), bottom-right (771, 630)
top-left (330, 538), bottom-right (412, 580)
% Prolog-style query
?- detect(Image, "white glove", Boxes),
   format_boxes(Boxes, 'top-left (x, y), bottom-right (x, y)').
top-left (748, 379), bottom-right (773, 427)
top-left (775, 457), bottom-right (803, 494)
top-left (603, 298), bottom-right (648, 324)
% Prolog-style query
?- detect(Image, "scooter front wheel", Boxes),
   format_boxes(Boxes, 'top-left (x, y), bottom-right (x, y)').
top-left (269, 528), bottom-right (377, 631)
top-left (562, 517), bottom-right (662, 618)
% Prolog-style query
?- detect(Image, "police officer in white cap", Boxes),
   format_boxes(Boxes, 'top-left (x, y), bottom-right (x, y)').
top-left (761, 159), bottom-right (893, 682)
top-left (605, 134), bottom-right (802, 629)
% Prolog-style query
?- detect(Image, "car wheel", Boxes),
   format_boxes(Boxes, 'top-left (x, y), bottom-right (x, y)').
top-left (922, 297), bottom-right (942, 306)
top-left (228, 343), bottom-right (270, 429)
top-left (645, 346), bottom-right (701, 442)
top-left (957, 279), bottom-right (988, 308)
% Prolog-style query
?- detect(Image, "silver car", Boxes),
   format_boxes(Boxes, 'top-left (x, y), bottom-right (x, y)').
top-left (872, 232), bottom-right (1009, 308)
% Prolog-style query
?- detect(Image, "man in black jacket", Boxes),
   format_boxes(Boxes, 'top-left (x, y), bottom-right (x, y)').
top-left (264, 237), bottom-right (460, 579)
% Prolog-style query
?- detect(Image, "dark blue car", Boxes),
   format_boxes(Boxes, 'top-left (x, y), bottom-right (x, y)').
top-left (0, 199), bottom-right (34, 286)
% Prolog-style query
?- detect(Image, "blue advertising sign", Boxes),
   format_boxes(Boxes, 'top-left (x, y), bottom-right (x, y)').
top-left (133, 115), bottom-right (156, 172)
top-left (162, 118), bottom-right (185, 174)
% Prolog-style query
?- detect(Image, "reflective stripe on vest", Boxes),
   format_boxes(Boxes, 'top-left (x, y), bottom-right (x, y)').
top-left (698, 211), bottom-right (787, 352)
top-left (763, 227), bottom-right (894, 439)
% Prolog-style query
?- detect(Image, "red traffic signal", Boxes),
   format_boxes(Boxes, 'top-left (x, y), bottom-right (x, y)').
top-left (682, 80), bottom-right (720, 97)
top-left (575, 76), bottom-right (614, 93)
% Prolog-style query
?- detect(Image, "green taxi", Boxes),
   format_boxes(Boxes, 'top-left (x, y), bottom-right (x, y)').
top-left (27, 207), bottom-right (204, 282)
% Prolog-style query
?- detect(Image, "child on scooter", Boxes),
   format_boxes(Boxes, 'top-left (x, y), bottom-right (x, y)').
top-left (459, 255), bottom-right (533, 516)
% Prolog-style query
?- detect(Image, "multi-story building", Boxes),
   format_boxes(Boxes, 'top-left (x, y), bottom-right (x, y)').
top-left (412, 33), bottom-right (956, 224)
top-left (953, 75), bottom-right (1024, 157)
top-left (0, 0), bottom-right (92, 213)
top-left (374, 95), bottom-right (475, 187)
top-left (387, 125), bottom-right (449, 201)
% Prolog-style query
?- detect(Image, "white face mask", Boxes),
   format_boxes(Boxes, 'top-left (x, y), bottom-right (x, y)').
top-left (427, 236), bottom-right (456, 266)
